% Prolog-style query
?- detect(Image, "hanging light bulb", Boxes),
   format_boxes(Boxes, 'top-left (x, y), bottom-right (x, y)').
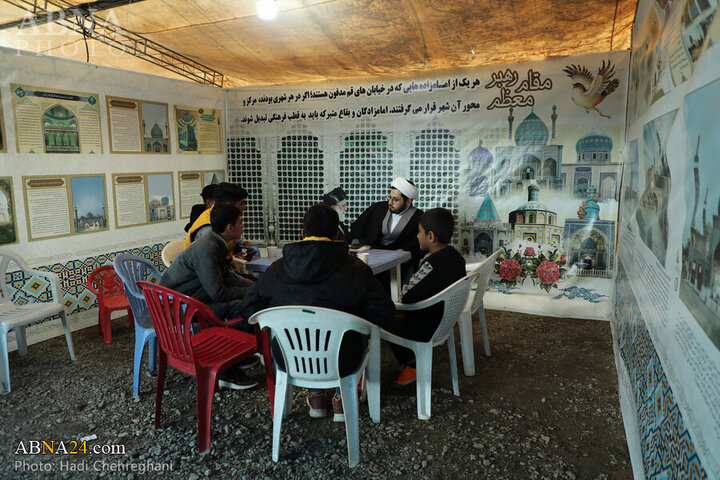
top-left (257, 0), bottom-right (278, 20)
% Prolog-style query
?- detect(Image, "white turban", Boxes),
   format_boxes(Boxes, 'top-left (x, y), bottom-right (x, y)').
top-left (391, 177), bottom-right (418, 200)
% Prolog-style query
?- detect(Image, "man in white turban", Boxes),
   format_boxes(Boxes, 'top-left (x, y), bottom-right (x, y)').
top-left (349, 177), bottom-right (423, 269)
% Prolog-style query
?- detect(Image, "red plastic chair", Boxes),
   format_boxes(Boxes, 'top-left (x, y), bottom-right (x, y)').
top-left (87, 264), bottom-right (134, 343)
top-left (138, 281), bottom-right (273, 453)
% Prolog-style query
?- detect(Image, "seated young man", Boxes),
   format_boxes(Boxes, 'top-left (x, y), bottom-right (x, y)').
top-left (184, 183), bottom-right (217, 232)
top-left (184, 182), bottom-right (258, 261)
top-left (384, 207), bottom-right (466, 387)
top-left (160, 203), bottom-right (257, 390)
top-left (241, 204), bottom-right (395, 421)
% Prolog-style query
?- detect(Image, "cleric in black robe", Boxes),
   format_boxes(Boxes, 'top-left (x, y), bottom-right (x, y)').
top-left (322, 186), bottom-right (349, 242)
top-left (350, 177), bottom-right (423, 270)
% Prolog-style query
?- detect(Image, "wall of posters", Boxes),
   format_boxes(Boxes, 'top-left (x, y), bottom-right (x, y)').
top-left (112, 172), bottom-right (175, 228)
top-left (225, 51), bottom-right (628, 320)
top-left (10, 84), bottom-right (102, 154)
top-left (178, 169), bottom-right (224, 218)
top-left (22, 174), bottom-right (107, 241)
top-left (614, 0), bottom-right (720, 478)
top-left (106, 96), bottom-right (170, 154)
top-left (175, 105), bottom-right (223, 154)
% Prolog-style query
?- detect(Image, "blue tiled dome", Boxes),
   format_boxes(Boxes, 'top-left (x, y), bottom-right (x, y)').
top-left (576, 130), bottom-right (613, 154)
top-left (514, 112), bottom-right (548, 146)
top-left (468, 143), bottom-right (494, 169)
top-left (474, 195), bottom-right (500, 221)
top-left (150, 123), bottom-right (164, 138)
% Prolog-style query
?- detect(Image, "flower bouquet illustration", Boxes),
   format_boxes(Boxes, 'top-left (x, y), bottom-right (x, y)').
top-left (495, 245), bottom-right (567, 292)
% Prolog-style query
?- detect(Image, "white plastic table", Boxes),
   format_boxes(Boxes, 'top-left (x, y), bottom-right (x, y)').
top-left (246, 248), bottom-right (411, 301)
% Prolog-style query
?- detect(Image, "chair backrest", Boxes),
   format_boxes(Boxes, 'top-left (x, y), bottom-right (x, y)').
top-left (249, 306), bottom-right (372, 382)
top-left (113, 254), bottom-right (161, 329)
top-left (467, 249), bottom-right (502, 314)
top-left (0, 249), bottom-right (33, 303)
top-left (87, 265), bottom-right (125, 300)
top-left (161, 239), bottom-right (186, 267)
top-left (138, 281), bottom-right (219, 365)
top-left (428, 275), bottom-right (475, 344)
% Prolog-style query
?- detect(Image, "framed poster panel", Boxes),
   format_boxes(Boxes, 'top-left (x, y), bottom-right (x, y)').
top-left (178, 169), bottom-right (225, 218)
top-left (11, 84), bottom-right (102, 154)
top-left (23, 174), bottom-right (108, 241)
top-left (113, 172), bottom-right (176, 228)
top-left (106, 96), bottom-right (170, 154)
top-left (175, 105), bottom-right (223, 154)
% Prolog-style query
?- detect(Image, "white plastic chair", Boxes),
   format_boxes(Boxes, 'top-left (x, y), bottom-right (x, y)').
top-left (161, 239), bottom-right (185, 267)
top-left (382, 274), bottom-right (474, 420)
top-left (459, 249), bottom-right (501, 376)
top-left (248, 306), bottom-right (380, 468)
top-left (0, 249), bottom-right (75, 393)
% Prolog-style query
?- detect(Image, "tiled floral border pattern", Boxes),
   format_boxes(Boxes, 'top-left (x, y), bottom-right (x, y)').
top-left (5, 243), bottom-right (167, 323)
top-left (614, 261), bottom-right (706, 479)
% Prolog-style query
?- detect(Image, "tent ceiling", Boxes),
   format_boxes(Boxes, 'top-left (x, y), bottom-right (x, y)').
top-left (0, 0), bottom-right (636, 88)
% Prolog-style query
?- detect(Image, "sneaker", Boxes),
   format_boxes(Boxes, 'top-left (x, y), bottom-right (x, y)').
top-left (332, 394), bottom-right (344, 423)
top-left (237, 354), bottom-right (260, 371)
top-left (392, 366), bottom-right (417, 388)
top-left (306, 391), bottom-right (327, 418)
top-left (218, 369), bottom-right (258, 390)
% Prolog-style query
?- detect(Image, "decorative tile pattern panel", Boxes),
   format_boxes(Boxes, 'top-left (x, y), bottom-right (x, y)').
top-left (339, 122), bottom-right (394, 226)
top-left (613, 261), bottom-right (707, 479)
top-left (227, 131), bottom-right (265, 242)
top-left (410, 125), bottom-right (461, 242)
top-left (4, 243), bottom-right (167, 326)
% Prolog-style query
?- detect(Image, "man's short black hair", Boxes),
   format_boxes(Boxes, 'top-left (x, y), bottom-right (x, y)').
top-left (210, 203), bottom-right (241, 234)
top-left (200, 184), bottom-right (217, 202)
top-left (213, 182), bottom-right (248, 205)
top-left (419, 208), bottom-right (455, 244)
top-left (303, 204), bottom-right (339, 238)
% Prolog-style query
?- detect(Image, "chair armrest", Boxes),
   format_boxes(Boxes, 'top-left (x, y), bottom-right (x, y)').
top-left (210, 316), bottom-right (246, 328)
top-left (393, 296), bottom-right (441, 312)
top-left (380, 328), bottom-right (420, 349)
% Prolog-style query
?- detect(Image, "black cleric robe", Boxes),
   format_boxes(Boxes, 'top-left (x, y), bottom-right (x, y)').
top-left (350, 201), bottom-right (424, 267)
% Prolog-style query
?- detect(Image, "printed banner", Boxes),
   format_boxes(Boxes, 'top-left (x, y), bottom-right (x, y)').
top-left (226, 51), bottom-right (629, 320)
top-left (614, 0), bottom-right (720, 478)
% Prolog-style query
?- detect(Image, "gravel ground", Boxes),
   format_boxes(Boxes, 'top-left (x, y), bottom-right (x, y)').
top-left (1, 310), bottom-right (631, 479)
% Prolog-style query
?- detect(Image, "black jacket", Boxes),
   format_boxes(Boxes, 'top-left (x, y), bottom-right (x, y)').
top-left (402, 246), bottom-right (466, 327)
top-left (241, 240), bottom-right (394, 327)
top-left (349, 201), bottom-right (423, 265)
top-left (240, 240), bottom-right (395, 376)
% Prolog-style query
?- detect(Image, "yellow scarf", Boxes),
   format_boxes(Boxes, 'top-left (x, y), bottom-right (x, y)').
top-left (184, 205), bottom-right (236, 258)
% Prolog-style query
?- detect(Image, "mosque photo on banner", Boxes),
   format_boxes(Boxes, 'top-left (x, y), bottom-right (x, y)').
top-left (635, 109), bottom-right (677, 267)
top-left (175, 109), bottom-right (198, 152)
top-left (203, 171), bottom-right (224, 186)
top-left (680, 0), bottom-right (717, 63)
top-left (141, 102), bottom-right (169, 153)
top-left (680, 77), bottom-right (720, 348)
top-left (147, 173), bottom-right (174, 222)
top-left (70, 175), bottom-right (107, 233)
top-left (459, 106), bottom-right (619, 278)
top-left (0, 178), bottom-right (17, 244)
top-left (43, 104), bottom-right (80, 154)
